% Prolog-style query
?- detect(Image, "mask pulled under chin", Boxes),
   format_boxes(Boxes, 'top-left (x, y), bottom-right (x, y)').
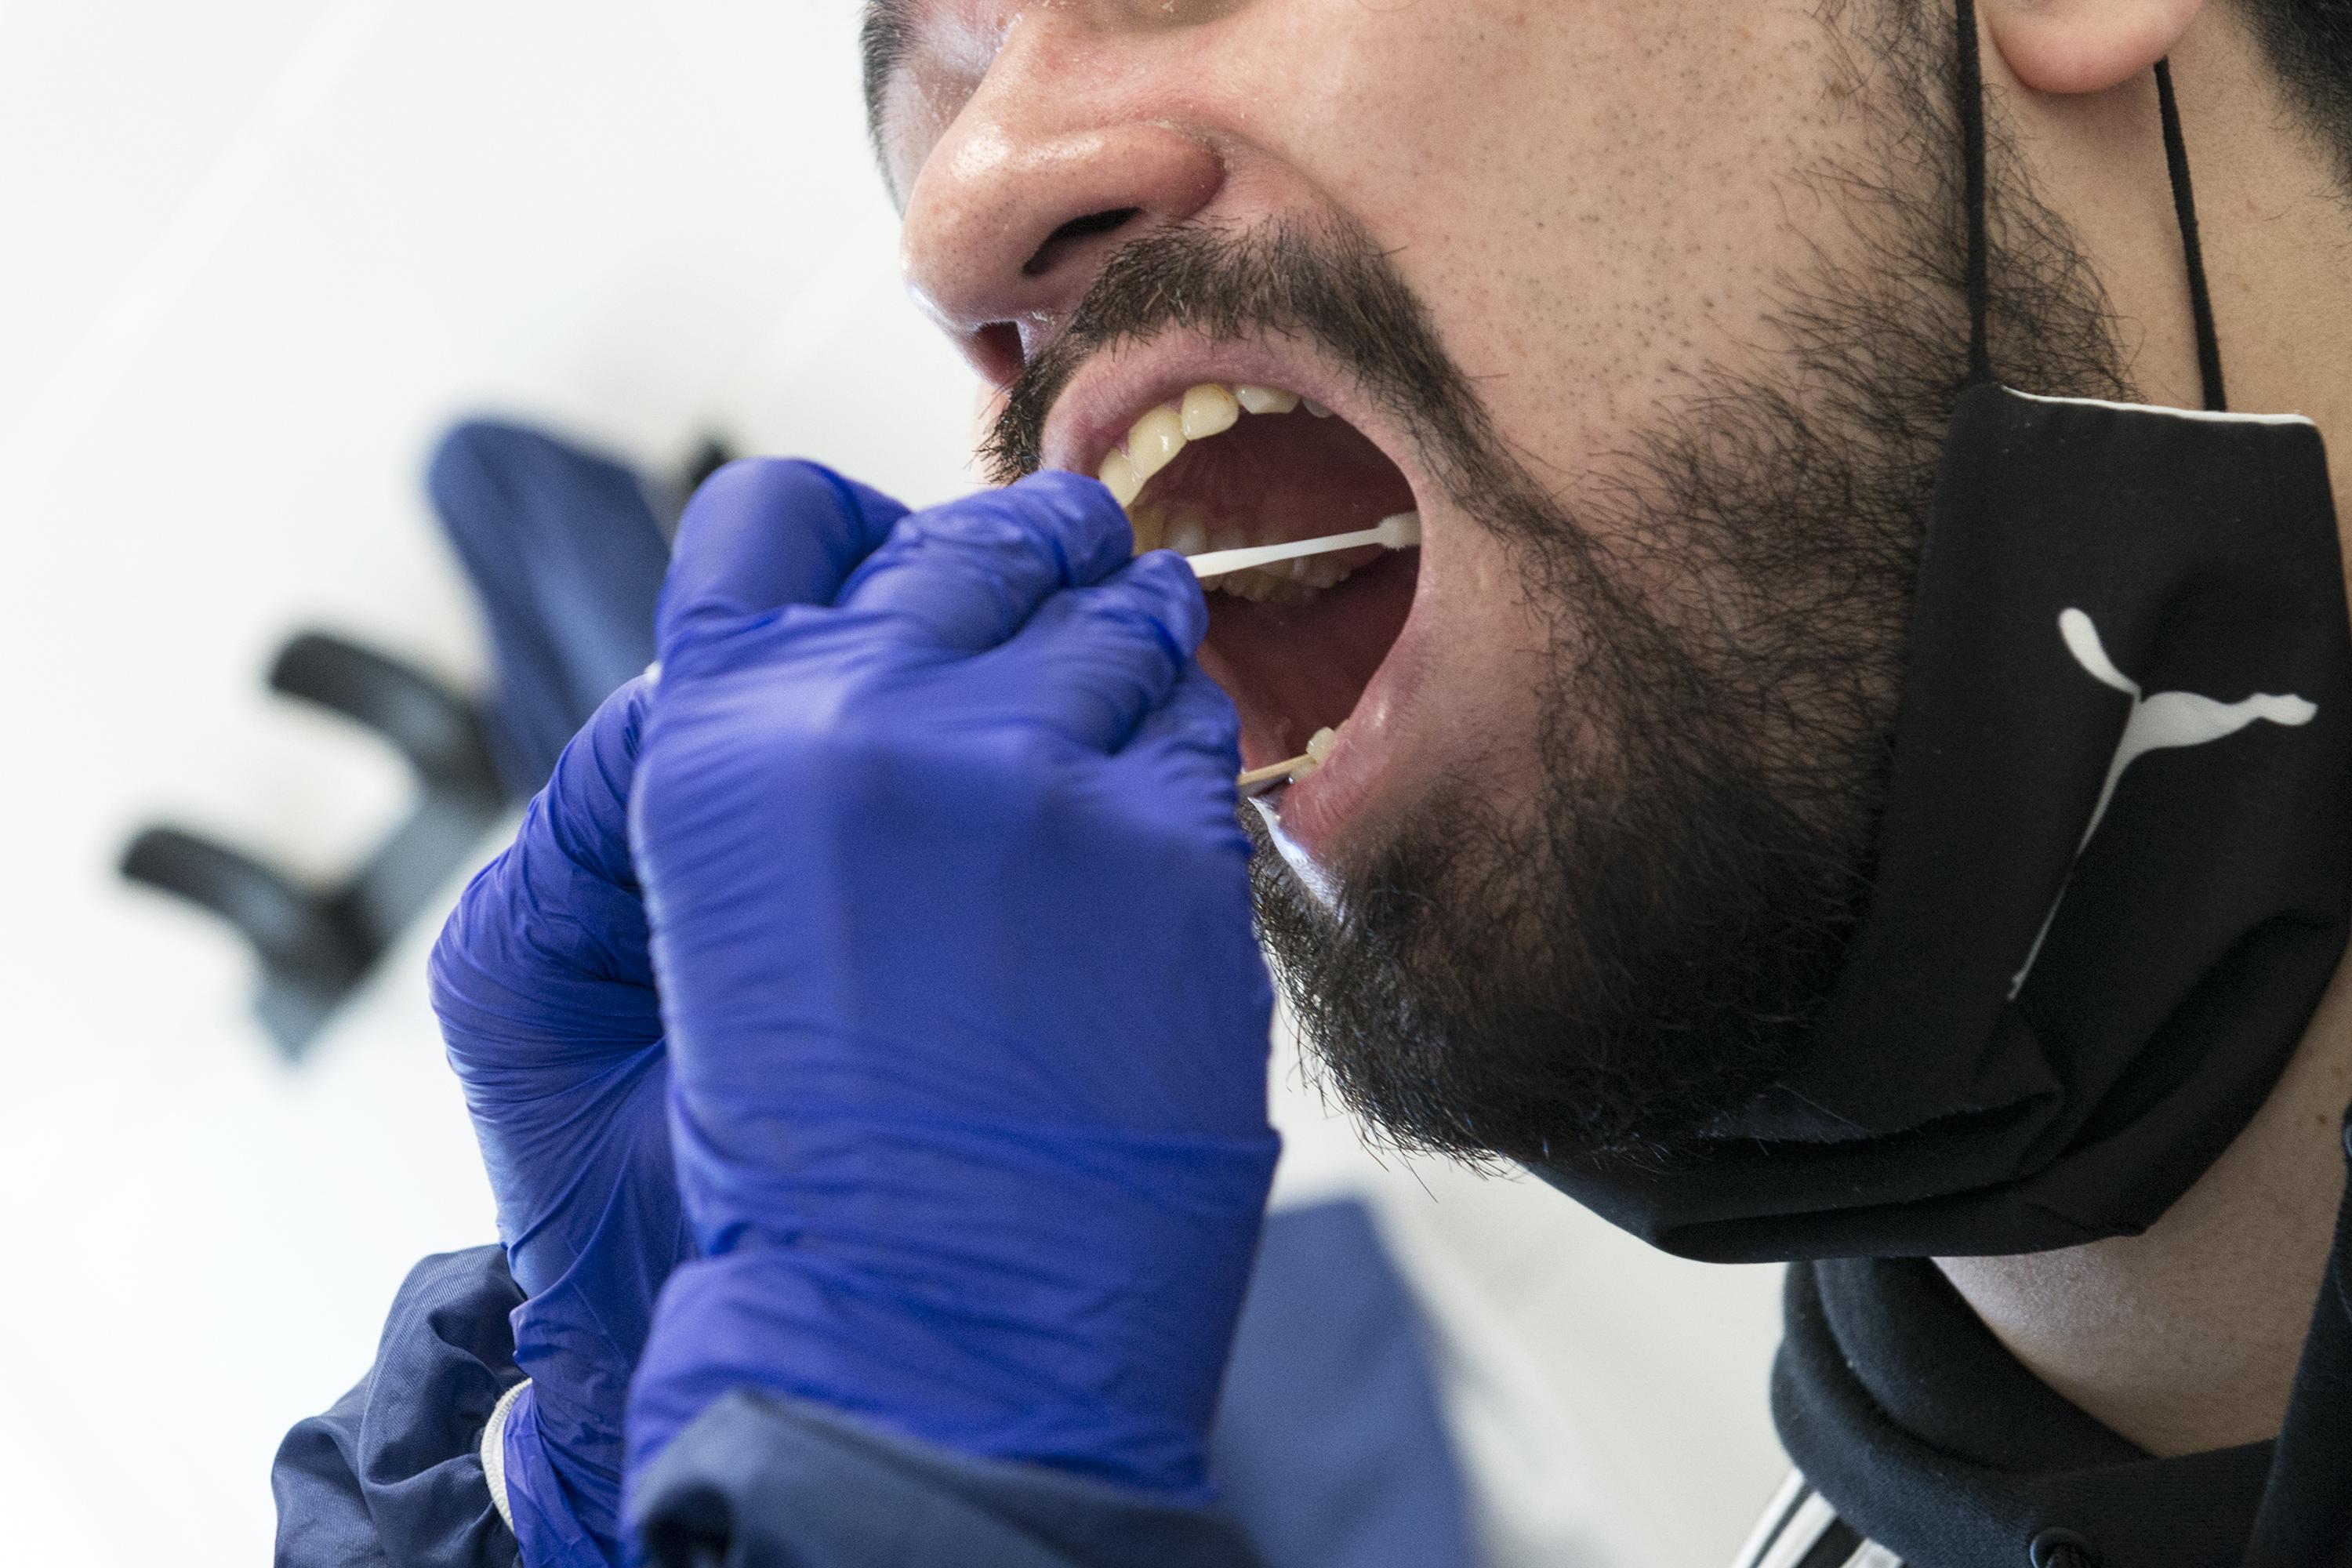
top-left (1536, 382), bottom-right (2352, 1262)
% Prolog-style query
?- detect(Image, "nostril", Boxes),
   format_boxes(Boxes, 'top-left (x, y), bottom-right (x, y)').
top-left (1022, 207), bottom-right (1142, 278)
top-left (972, 322), bottom-right (1024, 384)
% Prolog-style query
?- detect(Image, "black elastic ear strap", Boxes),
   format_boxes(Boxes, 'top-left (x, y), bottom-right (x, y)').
top-left (1953, 2), bottom-right (2227, 409)
top-left (2156, 58), bottom-right (2229, 411)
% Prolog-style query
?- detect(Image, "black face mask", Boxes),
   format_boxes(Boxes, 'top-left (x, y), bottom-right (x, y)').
top-left (1534, 5), bottom-right (2352, 1262)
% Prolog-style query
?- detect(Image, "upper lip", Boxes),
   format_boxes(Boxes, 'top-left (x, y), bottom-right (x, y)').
top-left (1035, 331), bottom-right (1431, 517)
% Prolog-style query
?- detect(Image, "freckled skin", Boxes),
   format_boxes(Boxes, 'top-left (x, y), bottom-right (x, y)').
top-left (876, 0), bottom-right (2352, 1462)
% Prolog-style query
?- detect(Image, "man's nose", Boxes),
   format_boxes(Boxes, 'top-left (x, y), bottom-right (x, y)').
top-left (899, 65), bottom-right (1225, 384)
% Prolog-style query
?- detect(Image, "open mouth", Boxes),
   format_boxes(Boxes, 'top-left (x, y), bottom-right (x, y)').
top-left (1085, 380), bottom-right (1421, 796)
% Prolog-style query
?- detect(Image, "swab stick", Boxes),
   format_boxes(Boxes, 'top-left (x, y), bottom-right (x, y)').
top-left (1236, 754), bottom-right (1314, 798)
top-left (1186, 512), bottom-right (1421, 581)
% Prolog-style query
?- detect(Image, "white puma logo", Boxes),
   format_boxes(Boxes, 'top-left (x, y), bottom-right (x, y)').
top-left (2009, 609), bottom-right (2318, 998)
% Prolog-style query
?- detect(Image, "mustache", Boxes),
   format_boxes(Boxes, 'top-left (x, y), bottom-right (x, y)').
top-left (978, 217), bottom-right (1502, 488)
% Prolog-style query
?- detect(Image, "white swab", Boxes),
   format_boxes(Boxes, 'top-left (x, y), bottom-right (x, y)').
top-left (1185, 512), bottom-right (1421, 580)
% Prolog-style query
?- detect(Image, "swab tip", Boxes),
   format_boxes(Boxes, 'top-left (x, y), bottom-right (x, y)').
top-left (1236, 751), bottom-right (1316, 797)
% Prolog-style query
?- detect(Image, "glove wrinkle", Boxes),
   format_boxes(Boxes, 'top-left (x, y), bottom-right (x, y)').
top-left (434, 677), bottom-right (691, 1566)
top-left (626, 466), bottom-right (1281, 1521)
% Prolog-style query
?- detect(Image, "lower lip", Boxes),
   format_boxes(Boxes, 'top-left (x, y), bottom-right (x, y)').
top-left (1259, 617), bottom-right (1426, 864)
top-left (1265, 740), bottom-right (1356, 865)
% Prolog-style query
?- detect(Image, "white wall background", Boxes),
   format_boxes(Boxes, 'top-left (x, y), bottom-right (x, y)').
top-left (0, 5), bottom-right (1790, 1565)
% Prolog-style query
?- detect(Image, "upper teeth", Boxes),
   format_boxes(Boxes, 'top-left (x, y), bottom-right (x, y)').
top-left (1106, 383), bottom-right (1304, 502)
top-left (1099, 448), bottom-right (1143, 508)
top-left (1181, 383), bottom-right (1240, 439)
top-left (1101, 382), bottom-right (1404, 602)
top-left (1127, 405), bottom-right (1186, 484)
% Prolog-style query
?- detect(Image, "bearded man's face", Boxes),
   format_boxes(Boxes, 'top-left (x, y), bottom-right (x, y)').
top-left (869, 0), bottom-right (2132, 1164)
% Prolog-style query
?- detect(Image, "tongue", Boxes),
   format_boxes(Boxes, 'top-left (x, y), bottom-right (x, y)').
top-left (1196, 549), bottom-right (1417, 769)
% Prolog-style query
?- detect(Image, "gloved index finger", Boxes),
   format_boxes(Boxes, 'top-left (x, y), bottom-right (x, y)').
top-left (657, 459), bottom-right (909, 659)
top-left (992, 550), bottom-right (1207, 753)
top-left (834, 470), bottom-right (1134, 652)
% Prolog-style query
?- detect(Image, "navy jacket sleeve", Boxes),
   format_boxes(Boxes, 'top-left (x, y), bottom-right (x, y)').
top-left (633, 1392), bottom-right (1265, 1568)
top-left (273, 1246), bottom-right (1265, 1568)
top-left (272, 1247), bottom-right (526, 1568)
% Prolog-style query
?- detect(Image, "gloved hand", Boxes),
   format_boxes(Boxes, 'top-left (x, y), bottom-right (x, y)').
top-left (428, 464), bottom-right (909, 1566)
top-left (621, 462), bottom-right (1281, 1518)
top-left (428, 677), bottom-right (692, 1567)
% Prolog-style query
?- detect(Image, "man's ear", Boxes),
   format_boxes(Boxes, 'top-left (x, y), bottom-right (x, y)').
top-left (1982, 0), bottom-right (2206, 95)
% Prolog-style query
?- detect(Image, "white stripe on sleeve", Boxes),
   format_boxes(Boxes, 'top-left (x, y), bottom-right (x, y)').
top-left (1730, 1472), bottom-right (1810, 1568)
top-left (1756, 1491), bottom-right (1841, 1568)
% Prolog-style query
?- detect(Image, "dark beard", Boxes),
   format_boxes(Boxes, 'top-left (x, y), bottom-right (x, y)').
top-left (984, 2), bottom-right (2134, 1168)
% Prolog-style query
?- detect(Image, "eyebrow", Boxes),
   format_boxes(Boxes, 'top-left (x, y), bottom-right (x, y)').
top-left (860, 0), bottom-right (916, 169)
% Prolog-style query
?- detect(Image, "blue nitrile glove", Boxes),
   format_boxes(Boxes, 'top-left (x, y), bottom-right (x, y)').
top-left (430, 467), bottom-right (916, 1567)
top-left (621, 461), bottom-right (1282, 1522)
top-left (430, 677), bottom-right (698, 1567)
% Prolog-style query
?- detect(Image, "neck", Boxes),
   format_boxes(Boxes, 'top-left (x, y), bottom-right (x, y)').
top-left (1936, 975), bottom-right (2352, 1454)
top-left (1935, 6), bottom-right (2352, 1458)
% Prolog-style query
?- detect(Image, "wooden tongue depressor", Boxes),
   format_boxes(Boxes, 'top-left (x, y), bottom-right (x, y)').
top-left (1236, 753), bottom-right (1315, 799)
top-left (1234, 729), bottom-right (1338, 799)
top-left (1185, 511), bottom-right (1421, 581)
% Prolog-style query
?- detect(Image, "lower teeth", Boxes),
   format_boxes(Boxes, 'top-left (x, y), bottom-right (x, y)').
top-left (1217, 572), bottom-right (1322, 604)
top-left (1207, 554), bottom-right (1360, 601)
top-left (1132, 504), bottom-right (1417, 601)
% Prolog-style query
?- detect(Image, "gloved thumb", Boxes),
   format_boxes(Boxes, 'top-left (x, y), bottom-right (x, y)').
top-left (657, 459), bottom-right (908, 662)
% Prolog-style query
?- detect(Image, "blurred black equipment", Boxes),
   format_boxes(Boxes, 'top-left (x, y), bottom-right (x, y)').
top-left (121, 419), bottom-right (714, 1058)
top-left (122, 634), bottom-right (507, 1057)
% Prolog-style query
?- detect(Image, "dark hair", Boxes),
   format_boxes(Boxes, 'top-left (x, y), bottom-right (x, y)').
top-left (2240, 0), bottom-right (2352, 182)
